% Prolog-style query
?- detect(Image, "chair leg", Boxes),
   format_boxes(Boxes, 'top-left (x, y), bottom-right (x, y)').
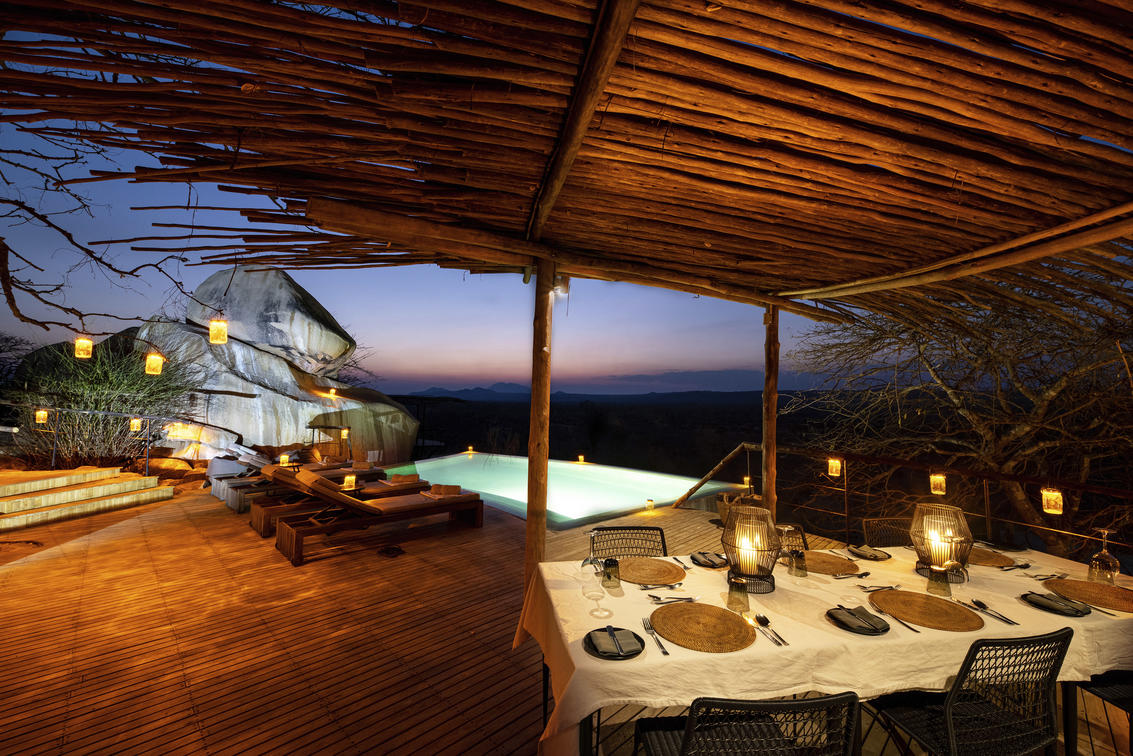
top-left (1061, 681), bottom-right (1078, 756)
top-left (542, 661), bottom-right (550, 726)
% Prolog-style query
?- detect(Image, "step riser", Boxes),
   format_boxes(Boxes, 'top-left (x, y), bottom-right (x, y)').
top-left (0, 487), bottom-right (174, 532)
top-left (0, 477), bottom-right (160, 514)
top-left (0, 468), bottom-right (121, 498)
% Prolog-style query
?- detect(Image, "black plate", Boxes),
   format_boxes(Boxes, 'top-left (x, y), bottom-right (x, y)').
top-left (583, 628), bottom-right (646, 660)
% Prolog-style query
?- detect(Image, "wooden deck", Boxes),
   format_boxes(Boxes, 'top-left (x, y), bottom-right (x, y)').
top-left (0, 490), bottom-right (1124, 755)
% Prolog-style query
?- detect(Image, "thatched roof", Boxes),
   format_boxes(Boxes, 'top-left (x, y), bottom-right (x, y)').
top-left (4, 0), bottom-right (1133, 325)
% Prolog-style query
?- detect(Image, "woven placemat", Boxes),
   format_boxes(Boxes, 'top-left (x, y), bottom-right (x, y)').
top-left (797, 551), bottom-right (857, 575)
top-left (619, 557), bottom-right (686, 586)
top-left (649, 602), bottom-right (757, 653)
top-left (966, 547), bottom-right (1016, 568)
top-left (869, 589), bottom-right (985, 631)
top-left (1045, 578), bottom-right (1133, 613)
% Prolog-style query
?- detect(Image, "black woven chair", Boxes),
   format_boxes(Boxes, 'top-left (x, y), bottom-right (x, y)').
top-left (861, 517), bottom-right (913, 548)
top-left (1068, 670), bottom-right (1133, 754)
top-left (869, 627), bottom-right (1073, 756)
top-left (588, 526), bottom-right (667, 558)
top-left (634, 692), bottom-right (859, 756)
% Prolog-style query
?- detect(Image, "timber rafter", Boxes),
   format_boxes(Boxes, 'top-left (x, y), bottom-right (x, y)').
top-left (1, 0), bottom-right (1131, 325)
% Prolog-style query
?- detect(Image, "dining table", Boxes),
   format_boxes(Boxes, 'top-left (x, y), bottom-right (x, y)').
top-left (514, 545), bottom-right (1133, 756)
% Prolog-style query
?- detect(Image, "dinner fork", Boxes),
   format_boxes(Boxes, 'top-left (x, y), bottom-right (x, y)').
top-left (672, 556), bottom-right (692, 570)
top-left (858, 584), bottom-right (900, 592)
top-left (641, 617), bottom-right (669, 655)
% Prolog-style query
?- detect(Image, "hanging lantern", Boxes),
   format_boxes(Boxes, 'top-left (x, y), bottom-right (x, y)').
top-left (721, 504), bottom-right (781, 593)
top-left (342, 474), bottom-right (357, 490)
top-left (145, 352), bottom-right (164, 375)
top-left (1041, 488), bottom-right (1064, 515)
top-left (34, 409), bottom-right (48, 424)
top-left (340, 428), bottom-right (349, 440)
top-left (279, 453), bottom-right (290, 466)
top-left (929, 473), bottom-right (947, 495)
top-left (208, 318), bottom-right (228, 344)
top-left (74, 336), bottom-right (93, 359)
top-left (129, 417), bottom-right (143, 433)
top-left (827, 458), bottom-right (842, 477)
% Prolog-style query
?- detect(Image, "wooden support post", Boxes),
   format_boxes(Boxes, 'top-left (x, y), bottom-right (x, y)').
top-left (762, 306), bottom-right (779, 518)
top-left (524, 258), bottom-right (556, 590)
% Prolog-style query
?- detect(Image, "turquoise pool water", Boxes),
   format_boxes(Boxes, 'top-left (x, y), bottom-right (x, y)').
top-left (386, 453), bottom-right (740, 527)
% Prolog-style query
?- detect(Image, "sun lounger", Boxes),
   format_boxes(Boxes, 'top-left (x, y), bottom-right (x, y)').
top-left (248, 468), bottom-right (427, 537)
top-left (274, 484), bottom-right (483, 566)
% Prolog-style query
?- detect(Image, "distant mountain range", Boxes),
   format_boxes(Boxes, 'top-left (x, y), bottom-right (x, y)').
top-left (408, 382), bottom-right (771, 404)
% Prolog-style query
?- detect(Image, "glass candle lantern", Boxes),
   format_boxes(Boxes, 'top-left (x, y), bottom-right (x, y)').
top-left (340, 428), bottom-right (349, 440)
top-left (129, 417), bottom-right (142, 433)
top-left (208, 319), bottom-right (228, 344)
top-left (929, 473), bottom-right (947, 495)
top-left (328, 388), bottom-right (337, 398)
top-left (1041, 488), bottom-right (1063, 515)
top-left (74, 336), bottom-right (93, 359)
top-left (827, 458), bottom-right (842, 477)
top-left (342, 474), bottom-right (356, 490)
top-left (721, 505), bottom-right (781, 593)
top-left (645, 498), bottom-right (654, 511)
top-left (34, 409), bottom-right (48, 424)
top-left (145, 352), bottom-right (164, 375)
top-left (279, 453), bottom-right (290, 466)
top-left (910, 501), bottom-right (972, 579)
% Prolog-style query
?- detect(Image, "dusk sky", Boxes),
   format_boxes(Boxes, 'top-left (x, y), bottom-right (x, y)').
top-left (2, 135), bottom-right (820, 395)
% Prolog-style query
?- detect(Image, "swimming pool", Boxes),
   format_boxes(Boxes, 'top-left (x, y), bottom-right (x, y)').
top-left (385, 453), bottom-right (741, 527)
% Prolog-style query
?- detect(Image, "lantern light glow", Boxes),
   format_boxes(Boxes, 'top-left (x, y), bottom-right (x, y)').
top-left (577, 454), bottom-right (585, 463)
top-left (342, 474), bottom-right (357, 490)
top-left (340, 428), bottom-right (349, 440)
top-left (74, 337), bottom-right (93, 359)
top-left (145, 352), bottom-right (164, 375)
top-left (1041, 488), bottom-right (1064, 515)
top-left (929, 473), bottom-right (947, 495)
top-left (827, 458), bottom-right (842, 477)
top-left (328, 388), bottom-right (337, 398)
top-left (208, 319), bottom-right (228, 344)
top-left (130, 417), bottom-right (142, 433)
top-left (34, 409), bottom-right (48, 424)
top-left (645, 498), bottom-right (655, 511)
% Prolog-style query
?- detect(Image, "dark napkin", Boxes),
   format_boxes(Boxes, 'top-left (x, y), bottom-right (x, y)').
top-left (585, 628), bottom-right (644, 658)
top-left (1021, 592), bottom-right (1091, 617)
top-left (848, 544), bottom-right (892, 561)
top-left (690, 551), bottom-right (728, 568)
top-left (826, 605), bottom-right (890, 635)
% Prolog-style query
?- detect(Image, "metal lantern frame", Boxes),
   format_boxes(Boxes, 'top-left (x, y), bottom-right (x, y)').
top-left (910, 501), bottom-right (973, 583)
top-left (721, 504), bottom-right (781, 594)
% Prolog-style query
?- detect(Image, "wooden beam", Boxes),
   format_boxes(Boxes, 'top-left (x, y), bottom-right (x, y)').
top-left (524, 259), bottom-right (556, 592)
top-left (762, 306), bottom-right (779, 519)
top-left (305, 197), bottom-right (841, 321)
top-left (782, 204), bottom-right (1133, 300)
top-left (526, 0), bottom-right (643, 241)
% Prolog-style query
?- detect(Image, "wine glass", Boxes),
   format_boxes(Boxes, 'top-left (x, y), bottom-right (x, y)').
top-left (1088, 528), bottom-right (1120, 584)
top-left (581, 577), bottom-right (612, 619)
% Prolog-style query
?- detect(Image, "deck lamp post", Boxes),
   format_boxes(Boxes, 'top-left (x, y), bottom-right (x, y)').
top-left (721, 504), bottom-right (781, 593)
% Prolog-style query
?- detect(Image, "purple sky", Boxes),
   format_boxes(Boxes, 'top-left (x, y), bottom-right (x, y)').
top-left (2, 135), bottom-right (820, 395)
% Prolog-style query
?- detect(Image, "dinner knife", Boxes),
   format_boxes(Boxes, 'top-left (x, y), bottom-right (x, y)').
top-left (606, 624), bottom-right (625, 655)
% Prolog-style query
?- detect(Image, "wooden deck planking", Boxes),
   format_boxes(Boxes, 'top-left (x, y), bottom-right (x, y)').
top-left (0, 489), bottom-right (1123, 755)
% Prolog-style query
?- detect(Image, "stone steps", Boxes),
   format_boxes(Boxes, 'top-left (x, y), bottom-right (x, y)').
top-left (0, 468), bottom-right (174, 532)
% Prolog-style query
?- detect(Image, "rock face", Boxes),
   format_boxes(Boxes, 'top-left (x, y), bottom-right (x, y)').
top-left (136, 266), bottom-right (418, 462)
top-left (186, 267), bottom-right (354, 375)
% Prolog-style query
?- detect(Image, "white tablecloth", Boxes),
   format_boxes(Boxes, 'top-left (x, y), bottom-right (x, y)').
top-left (514, 548), bottom-right (1133, 756)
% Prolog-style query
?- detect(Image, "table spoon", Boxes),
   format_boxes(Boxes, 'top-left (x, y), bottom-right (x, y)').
top-left (754, 614), bottom-right (789, 645)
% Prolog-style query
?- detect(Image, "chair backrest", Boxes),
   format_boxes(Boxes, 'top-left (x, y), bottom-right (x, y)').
top-left (862, 517), bottom-right (913, 548)
top-left (589, 526), bottom-right (667, 558)
top-left (680, 692), bottom-right (859, 756)
top-left (944, 627), bottom-right (1073, 755)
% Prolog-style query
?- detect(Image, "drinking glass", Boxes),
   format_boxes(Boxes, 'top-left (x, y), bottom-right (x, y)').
top-left (1088, 528), bottom-right (1120, 584)
top-left (581, 576), bottom-right (612, 618)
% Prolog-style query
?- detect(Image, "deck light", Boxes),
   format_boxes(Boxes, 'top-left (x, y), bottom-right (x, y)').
top-left (827, 458), bottom-right (842, 477)
top-left (34, 409), bottom-right (48, 424)
top-left (929, 473), bottom-right (947, 495)
top-left (145, 352), bottom-right (164, 375)
top-left (208, 318), bottom-right (228, 344)
top-left (467, 445), bottom-right (474, 453)
top-left (577, 454), bottom-right (585, 463)
top-left (74, 336), bottom-right (93, 359)
top-left (742, 475), bottom-right (751, 488)
top-left (1041, 488), bottom-right (1064, 515)
top-left (340, 428), bottom-right (349, 440)
top-left (328, 388), bottom-right (337, 399)
top-left (645, 498), bottom-right (654, 511)
top-left (130, 417), bottom-right (142, 433)
top-left (342, 474), bottom-right (356, 490)
top-left (721, 504), bottom-right (780, 593)
top-left (279, 453), bottom-right (290, 466)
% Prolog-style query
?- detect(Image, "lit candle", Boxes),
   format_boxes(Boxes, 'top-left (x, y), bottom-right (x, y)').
top-left (74, 336), bottom-right (93, 359)
top-left (208, 319), bottom-right (228, 344)
top-left (1041, 488), bottom-right (1063, 515)
top-left (145, 352), bottom-right (164, 375)
top-left (342, 474), bottom-right (356, 490)
top-left (827, 458), bottom-right (842, 477)
top-left (34, 409), bottom-right (48, 424)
